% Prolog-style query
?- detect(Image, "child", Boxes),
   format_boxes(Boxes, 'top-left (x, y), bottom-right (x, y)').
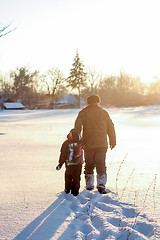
top-left (56, 128), bottom-right (83, 196)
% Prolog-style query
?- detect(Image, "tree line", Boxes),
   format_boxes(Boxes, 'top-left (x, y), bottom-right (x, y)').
top-left (0, 50), bottom-right (160, 109)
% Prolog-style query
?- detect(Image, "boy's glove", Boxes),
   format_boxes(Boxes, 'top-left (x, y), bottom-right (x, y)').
top-left (56, 164), bottom-right (62, 170)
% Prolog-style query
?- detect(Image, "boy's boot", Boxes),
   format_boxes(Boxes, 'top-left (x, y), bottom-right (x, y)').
top-left (97, 174), bottom-right (107, 194)
top-left (64, 189), bottom-right (70, 194)
top-left (71, 190), bottom-right (79, 196)
top-left (85, 174), bottom-right (94, 190)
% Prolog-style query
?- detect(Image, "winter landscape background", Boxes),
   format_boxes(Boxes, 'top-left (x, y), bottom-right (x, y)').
top-left (1, 106), bottom-right (160, 239)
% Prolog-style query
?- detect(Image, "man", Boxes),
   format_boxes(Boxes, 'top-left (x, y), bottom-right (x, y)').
top-left (74, 95), bottom-right (116, 194)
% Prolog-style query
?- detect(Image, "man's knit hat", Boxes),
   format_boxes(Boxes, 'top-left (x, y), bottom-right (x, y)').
top-left (87, 95), bottom-right (100, 104)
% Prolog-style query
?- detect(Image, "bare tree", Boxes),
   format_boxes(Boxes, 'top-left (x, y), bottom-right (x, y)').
top-left (147, 78), bottom-right (160, 104)
top-left (0, 23), bottom-right (16, 38)
top-left (98, 71), bottom-right (146, 107)
top-left (40, 67), bottom-right (65, 108)
top-left (0, 74), bottom-right (14, 101)
top-left (98, 75), bottom-right (117, 107)
top-left (11, 66), bottom-right (39, 105)
top-left (116, 71), bottom-right (146, 106)
top-left (86, 66), bottom-right (102, 94)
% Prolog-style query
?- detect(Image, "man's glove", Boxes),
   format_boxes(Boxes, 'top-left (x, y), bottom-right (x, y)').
top-left (56, 164), bottom-right (62, 170)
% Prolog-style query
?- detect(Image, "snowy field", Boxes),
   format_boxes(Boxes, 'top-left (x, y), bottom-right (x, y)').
top-left (1, 106), bottom-right (160, 239)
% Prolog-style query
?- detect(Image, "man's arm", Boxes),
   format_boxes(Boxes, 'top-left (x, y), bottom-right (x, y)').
top-left (74, 113), bottom-right (83, 133)
top-left (106, 113), bottom-right (116, 149)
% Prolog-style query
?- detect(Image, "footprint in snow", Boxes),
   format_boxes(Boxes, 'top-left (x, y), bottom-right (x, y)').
top-left (53, 189), bottom-right (156, 240)
top-left (65, 189), bottom-right (155, 239)
top-left (14, 189), bottom-right (157, 240)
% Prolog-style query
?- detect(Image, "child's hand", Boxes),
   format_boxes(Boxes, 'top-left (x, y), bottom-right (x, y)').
top-left (56, 164), bottom-right (62, 170)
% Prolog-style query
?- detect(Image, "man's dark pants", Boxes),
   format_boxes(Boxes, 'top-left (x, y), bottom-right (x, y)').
top-left (84, 150), bottom-right (107, 190)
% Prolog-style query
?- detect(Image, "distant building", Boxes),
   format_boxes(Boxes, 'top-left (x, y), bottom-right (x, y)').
top-left (3, 102), bottom-right (25, 110)
top-left (54, 94), bottom-right (86, 108)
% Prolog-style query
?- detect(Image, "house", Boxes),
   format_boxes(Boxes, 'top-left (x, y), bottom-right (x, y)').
top-left (54, 94), bottom-right (86, 108)
top-left (3, 102), bottom-right (25, 110)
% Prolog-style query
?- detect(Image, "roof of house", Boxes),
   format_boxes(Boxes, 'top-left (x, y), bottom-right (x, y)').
top-left (3, 102), bottom-right (25, 109)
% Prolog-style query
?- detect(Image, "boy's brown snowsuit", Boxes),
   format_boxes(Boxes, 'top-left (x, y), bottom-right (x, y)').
top-left (57, 129), bottom-right (83, 196)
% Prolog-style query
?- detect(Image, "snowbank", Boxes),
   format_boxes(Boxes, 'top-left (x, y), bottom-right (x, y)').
top-left (14, 190), bottom-right (156, 240)
top-left (0, 106), bottom-right (160, 239)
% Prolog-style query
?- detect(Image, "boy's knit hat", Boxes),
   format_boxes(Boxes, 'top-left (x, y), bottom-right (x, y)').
top-left (67, 128), bottom-right (80, 142)
top-left (87, 95), bottom-right (100, 104)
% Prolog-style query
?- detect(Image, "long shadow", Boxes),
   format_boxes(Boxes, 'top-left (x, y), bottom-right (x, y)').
top-left (14, 193), bottom-right (70, 240)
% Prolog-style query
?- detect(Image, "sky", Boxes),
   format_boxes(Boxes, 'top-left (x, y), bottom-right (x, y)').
top-left (0, 0), bottom-right (160, 84)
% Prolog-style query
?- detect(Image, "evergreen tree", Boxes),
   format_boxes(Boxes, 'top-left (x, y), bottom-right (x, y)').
top-left (67, 51), bottom-right (86, 108)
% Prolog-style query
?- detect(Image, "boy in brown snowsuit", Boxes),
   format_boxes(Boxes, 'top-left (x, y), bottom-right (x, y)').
top-left (56, 129), bottom-right (83, 196)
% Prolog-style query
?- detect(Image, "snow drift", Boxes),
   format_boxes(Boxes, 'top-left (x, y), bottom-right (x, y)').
top-left (0, 106), bottom-right (160, 239)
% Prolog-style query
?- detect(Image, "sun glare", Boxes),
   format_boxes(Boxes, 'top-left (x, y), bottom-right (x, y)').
top-left (0, 0), bottom-right (160, 84)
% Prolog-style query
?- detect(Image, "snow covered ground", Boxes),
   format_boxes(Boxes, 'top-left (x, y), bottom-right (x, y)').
top-left (0, 106), bottom-right (160, 239)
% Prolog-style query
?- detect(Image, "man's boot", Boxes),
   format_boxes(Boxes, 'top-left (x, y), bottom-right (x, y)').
top-left (85, 174), bottom-right (94, 190)
top-left (97, 174), bottom-right (107, 194)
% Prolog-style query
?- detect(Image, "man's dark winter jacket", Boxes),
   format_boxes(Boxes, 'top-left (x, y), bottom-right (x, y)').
top-left (74, 104), bottom-right (116, 151)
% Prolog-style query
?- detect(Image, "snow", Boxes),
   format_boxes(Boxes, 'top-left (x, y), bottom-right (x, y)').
top-left (0, 106), bottom-right (160, 240)
top-left (3, 102), bottom-right (25, 109)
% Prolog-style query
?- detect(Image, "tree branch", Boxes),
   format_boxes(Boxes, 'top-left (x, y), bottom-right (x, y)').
top-left (0, 23), bottom-right (16, 38)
